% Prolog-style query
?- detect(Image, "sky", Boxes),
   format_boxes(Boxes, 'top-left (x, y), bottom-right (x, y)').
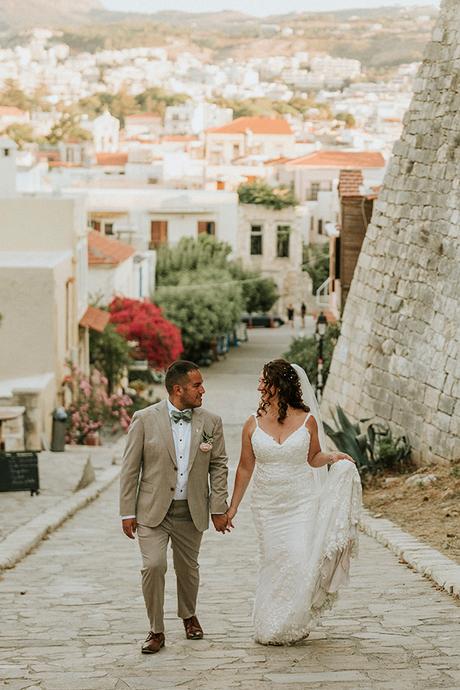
top-left (103, 0), bottom-right (440, 15)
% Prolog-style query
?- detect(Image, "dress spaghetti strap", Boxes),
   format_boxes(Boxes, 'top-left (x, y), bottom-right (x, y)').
top-left (304, 412), bottom-right (312, 426)
top-left (253, 412), bottom-right (259, 427)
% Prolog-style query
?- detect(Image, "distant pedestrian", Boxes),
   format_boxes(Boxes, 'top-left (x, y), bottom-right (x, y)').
top-left (300, 302), bottom-right (307, 328)
top-left (287, 304), bottom-right (295, 329)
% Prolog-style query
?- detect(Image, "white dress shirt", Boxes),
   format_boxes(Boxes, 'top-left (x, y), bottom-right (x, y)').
top-left (167, 400), bottom-right (192, 500)
top-left (121, 400), bottom-right (192, 519)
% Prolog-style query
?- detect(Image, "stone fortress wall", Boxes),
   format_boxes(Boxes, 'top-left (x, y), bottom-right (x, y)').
top-left (322, 0), bottom-right (460, 465)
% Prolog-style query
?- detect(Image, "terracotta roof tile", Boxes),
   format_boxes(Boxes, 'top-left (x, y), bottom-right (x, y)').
top-left (338, 169), bottom-right (364, 197)
top-left (88, 230), bottom-right (135, 266)
top-left (0, 106), bottom-right (27, 117)
top-left (162, 134), bottom-right (199, 142)
top-left (96, 152), bottom-right (128, 166)
top-left (79, 306), bottom-right (110, 333)
top-left (126, 113), bottom-right (161, 120)
top-left (207, 116), bottom-right (293, 135)
top-left (288, 150), bottom-right (385, 168)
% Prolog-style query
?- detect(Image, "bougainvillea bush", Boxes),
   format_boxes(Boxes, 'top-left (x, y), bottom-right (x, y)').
top-left (108, 297), bottom-right (183, 369)
top-left (63, 365), bottom-right (132, 444)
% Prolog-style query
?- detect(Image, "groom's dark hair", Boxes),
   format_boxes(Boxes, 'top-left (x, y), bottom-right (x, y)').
top-left (165, 360), bottom-right (200, 393)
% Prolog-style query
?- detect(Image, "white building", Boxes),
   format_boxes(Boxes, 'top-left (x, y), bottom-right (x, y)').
top-left (273, 150), bottom-right (386, 243)
top-left (66, 184), bottom-right (239, 254)
top-left (87, 230), bottom-right (155, 305)
top-left (205, 116), bottom-right (296, 166)
top-left (92, 110), bottom-right (120, 153)
top-left (237, 203), bottom-right (311, 313)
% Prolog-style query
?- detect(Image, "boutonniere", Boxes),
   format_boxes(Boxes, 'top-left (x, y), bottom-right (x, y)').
top-left (199, 431), bottom-right (214, 453)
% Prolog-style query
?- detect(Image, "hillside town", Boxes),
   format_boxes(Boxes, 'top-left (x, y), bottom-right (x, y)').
top-left (0, 25), bottom-right (417, 449)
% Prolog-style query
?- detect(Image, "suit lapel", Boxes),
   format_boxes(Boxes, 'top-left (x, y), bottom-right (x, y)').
top-left (156, 400), bottom-right (177, 467)
top-left (188, 408), bottom-right (204, 472)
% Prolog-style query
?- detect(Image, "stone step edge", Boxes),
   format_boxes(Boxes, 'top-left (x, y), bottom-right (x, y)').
top-left (0, 465), bottom-right (121, 572)
top-left (359, 508), bottom-right (460, 599)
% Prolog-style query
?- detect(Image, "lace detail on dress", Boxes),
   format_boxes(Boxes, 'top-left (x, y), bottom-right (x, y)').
top-left (250, 421), bottom-right (362, 646)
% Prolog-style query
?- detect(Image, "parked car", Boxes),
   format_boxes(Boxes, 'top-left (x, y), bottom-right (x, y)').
top-left (241, 313), bottom-right (285, 328)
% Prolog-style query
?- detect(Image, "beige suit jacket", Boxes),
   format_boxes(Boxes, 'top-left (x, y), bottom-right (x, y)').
top-left (119, 399), bottom-right (228, 532)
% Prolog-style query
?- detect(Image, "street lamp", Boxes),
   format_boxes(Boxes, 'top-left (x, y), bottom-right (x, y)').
top-left (315, 311), bottom-right (328, 402)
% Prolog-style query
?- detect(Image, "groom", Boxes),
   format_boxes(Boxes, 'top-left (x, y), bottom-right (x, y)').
top-left (119, 360), bottom-right (229, 654)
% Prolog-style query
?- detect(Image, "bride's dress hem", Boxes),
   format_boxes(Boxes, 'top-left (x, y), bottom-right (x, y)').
top-left (253, 531), bottom-right (360, 646)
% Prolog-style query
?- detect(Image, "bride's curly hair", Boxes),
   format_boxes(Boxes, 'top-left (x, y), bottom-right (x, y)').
top-left (257, 359), bottom-right (309, 423)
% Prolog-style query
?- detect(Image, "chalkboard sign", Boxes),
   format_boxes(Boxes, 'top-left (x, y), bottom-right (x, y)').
top-left (0, 452), bottom-right (40, 495)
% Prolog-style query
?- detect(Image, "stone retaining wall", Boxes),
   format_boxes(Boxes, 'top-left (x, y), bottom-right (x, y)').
top-left (322, 0), bottom-right (460, 465)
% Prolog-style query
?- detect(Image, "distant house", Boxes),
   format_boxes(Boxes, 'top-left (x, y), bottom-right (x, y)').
top-left (237, 202), bottom-right (311, 314)
top-left (205, 117), bottom-right (296, 166)
top-left (87, 230), bottom-right (155, 304)
top-left (70, 185), bottom-right (239, 254)
top-left (274, 150), bottom-right (386, 243)
top-left (0, 106), bottom-right (30, 131)
top-left (125, 113), bottom-right (162, 140)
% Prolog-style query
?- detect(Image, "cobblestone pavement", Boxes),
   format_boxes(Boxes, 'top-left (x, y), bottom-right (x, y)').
top-left (1, 327), bottom-right (460, 690)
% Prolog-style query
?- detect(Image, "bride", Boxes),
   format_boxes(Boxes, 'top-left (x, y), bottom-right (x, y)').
top-left (227, 359), bottom-right (362, 645)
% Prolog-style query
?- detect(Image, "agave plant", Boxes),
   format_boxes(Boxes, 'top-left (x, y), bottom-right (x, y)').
top-left (324, 405), bottom-right (411, 477)
top-left (323, 406), bottom-right (372, 475)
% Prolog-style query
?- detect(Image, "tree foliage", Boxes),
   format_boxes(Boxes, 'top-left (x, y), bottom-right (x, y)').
top-left (154, 235), bottom-right (278, 359)
top-left (230, 264), bottom-right (278, 314)
top-left (302, 243), bottom-right (330, 293)
top-left (75, 86), bottom-right (188, 125)
top-left (46, 113), bottom-right (92, 144)
top-left (89, 323), bottom-right (132, 393)
top-left (156, 235), bottom-right (232, 286)
top-left (155, 270), bottom-right (243, 361)
top-left (237, 180), bottom-right (298, 210)
top-left (0, 80), bottom-right (50, 112)
top-left (1, 123), bottom-right (35, 149)
top-left (283, 323), bottom-right (340, 388)
top-left (108, 297), bottom-right (183, 369)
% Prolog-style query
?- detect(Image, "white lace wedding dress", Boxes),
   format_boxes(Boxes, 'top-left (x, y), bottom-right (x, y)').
top-left (251, 412), bottom-right (362, 645)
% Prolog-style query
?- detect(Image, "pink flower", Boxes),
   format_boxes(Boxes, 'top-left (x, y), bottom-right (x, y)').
top-left (199, 442), bottom-right (213, 453)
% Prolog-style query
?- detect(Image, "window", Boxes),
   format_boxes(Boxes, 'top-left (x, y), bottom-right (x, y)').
top-left (310, 216), bottom-right (314, 233)
top-left (90, 220), bottom-right (101, 232)
top-left (232, 144), bottom-right (240, 158)
top-left (150, 220), bottom-right (168, 248)
top-left (104, 223), bottom-right (114, 235)
top-left (250, 225), bottom-right (263, 256)
top-left (276, 225), bottom-right (290, 258)
top-left (4, 148), bottom-right (10, 157)
top-left (309, 182), bottom-right (320, 201)
top-left (318, 219), bottom-right (323, 235)
top-left (197, 221), bottom-right (216, 236)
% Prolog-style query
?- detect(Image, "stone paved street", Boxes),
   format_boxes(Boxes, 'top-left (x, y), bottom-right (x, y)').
top-left (1, 327), bottom-right (460, 690)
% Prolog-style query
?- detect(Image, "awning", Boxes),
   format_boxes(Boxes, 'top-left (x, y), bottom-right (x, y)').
top-left (79, 306), bottom-right (110, 333)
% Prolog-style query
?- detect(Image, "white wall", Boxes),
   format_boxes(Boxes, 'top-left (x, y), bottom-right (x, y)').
top-left (0, 253), bottom-right (72, 382)
top-left (88, 258), bottom-right (135, 305)
top-left (237, 204), bottom-right (312, 312)
top-left (70, 187), bottom-right (239, 254)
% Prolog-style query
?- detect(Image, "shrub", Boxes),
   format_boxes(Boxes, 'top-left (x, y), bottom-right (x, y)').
top-left (302, 243), bottom-right (330, 293)
top-left (109, 297), bottom-right (183, 369)
top-left (63, 365), bottom-right (132, 444)
top-left (283, 323), bottom-right (340, 387)
top-left (89, 323), bottom-right (132, 393)
top-left (155, 268), bottom-right (243, 362)
top-left (237, 179), bottom-right (298, 209)
top-left (324, 405), bottom-right (412, 479)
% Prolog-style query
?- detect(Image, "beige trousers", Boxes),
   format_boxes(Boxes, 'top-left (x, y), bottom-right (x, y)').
top-left (137, 500), bottom-right (203, 634)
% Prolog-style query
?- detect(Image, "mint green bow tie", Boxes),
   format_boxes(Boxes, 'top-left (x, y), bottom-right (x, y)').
top-left (170, 409), bottom-right (192, 424)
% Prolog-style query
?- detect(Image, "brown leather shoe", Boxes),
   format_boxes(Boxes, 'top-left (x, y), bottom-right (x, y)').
top-left (183, 615), bottom-right (204, 640)
top-left (141, 631), bottom-right (165, 654)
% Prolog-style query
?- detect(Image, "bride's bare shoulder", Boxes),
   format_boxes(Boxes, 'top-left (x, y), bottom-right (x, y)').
top-left (243, 414), bottom-right (257, 433)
